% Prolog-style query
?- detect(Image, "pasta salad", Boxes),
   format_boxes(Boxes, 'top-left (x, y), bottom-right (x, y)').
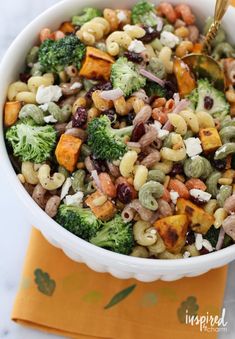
top-left (4, 1), bottom-right (235, 259)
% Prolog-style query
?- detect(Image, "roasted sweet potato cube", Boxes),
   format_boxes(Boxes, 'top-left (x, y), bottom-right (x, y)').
top-left (176, 198), bottom-right (214, 234)
top-left (85, 191), bottom-right (116, 221)
top-left (154, 215), bottom-right (189, 254)
top-left (55, 134), bottom-right (82, 172)
top-left (173, 57), bottom-right (196, 97)
top-left (59, 21), bottom-right (75, 34)
top-left (4, 101), bottom-right (22, 127)
top-left (199, 128), bottom-right (222, 153)
top-left (79, 47), bottom-right (114, 81)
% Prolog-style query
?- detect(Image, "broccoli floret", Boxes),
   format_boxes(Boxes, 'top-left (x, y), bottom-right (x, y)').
top-left (38, 35), bottom-right (86, 73)
top-left (72, 7), bottom-right (102, 26)
top-left (111, 57), bottom-right (146, 97)
top-left (147, 57), bottom-right (166, 79)
top-left (131, 1), bottom-right (158, 26)
top-left (145, 80), bottom-right (166, 97)
top-left (6, 119), bottom-right (56, 163)
top-left (56, 204), bottom-right (101, 241)
top-left (87, 115), bottom-right (133, 161)
top-left (191, 79), bottom-right (230, 120)
top-left (90, 214), bottom-right (134, 255)
top-left (186, 88), bottom-right (199, 109)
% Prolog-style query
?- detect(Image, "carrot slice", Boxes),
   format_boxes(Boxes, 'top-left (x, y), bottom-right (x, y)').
top-left (185, 178), bottom-right (207, 191)
top-left (168, 179), bottom-right (190, 199)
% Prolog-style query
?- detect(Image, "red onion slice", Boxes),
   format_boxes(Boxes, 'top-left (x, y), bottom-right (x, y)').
top-left (172, 99), bottom-right (189, 114)
top-left (100, 88), bottom-right (123, 100)
top-left (139, 68), bottom-right (165, 87)
top-left (91, 170), bottom-right (102, 192)
top-left (156, 18), bottom-right (164, 32)
top-left (162, 99), bottom-right (189, 130)
top-left (173, 92), bottom-right (180, 105)
top-left (215, 227), bottom-right (225, 251)
top-left (127, 141), bottom-right (141, 148)
top-left (162, 120), bottom-right (173, 131)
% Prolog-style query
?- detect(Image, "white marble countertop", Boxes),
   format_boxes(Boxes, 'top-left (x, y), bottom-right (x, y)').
top-left (0, 1), bottom-right (235, 338)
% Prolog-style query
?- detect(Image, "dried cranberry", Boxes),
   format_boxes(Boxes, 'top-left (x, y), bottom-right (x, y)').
top-left (199, 247), bottom-right (210, 255)
top-left (170, 163), bottom-right (184, 176)
top-left (212, 159), bottom-right (227, 171)
top-left (190, 196), bottom-right (206, 206)
top-left (103, 109), bottom-right (117, 125)
top-left (140, 26), bottom-right (160, 43)
top-left (204, 96), bottom-right (214, 110)
top-left (164, 80), bottom-right (178, 99)
top-left (19, 73), bottom-right (31, 83)
top-left (90, 156), bottom-right (107, 173)
top-left (117, 183), bottom-right (132, 204)
top-left (72, 107), bottom-right (88, 127)
top-left (85, 81), bottom-right (112, 100)
top-left (131, 123), bottom-right (145, 142)
top-left (126, 112), bottom-right (135, 125)
top-left (185, 231), bottom-right (195, 245)
top-left (124, 51), bottom-right (143, 63)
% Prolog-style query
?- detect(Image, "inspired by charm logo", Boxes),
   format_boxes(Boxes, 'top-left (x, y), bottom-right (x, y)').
top-left (185, 308), bottom-right (228, 333)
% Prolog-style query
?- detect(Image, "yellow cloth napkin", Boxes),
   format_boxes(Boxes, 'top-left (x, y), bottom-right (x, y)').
top-left (12, 228), bottom-right (227, 339)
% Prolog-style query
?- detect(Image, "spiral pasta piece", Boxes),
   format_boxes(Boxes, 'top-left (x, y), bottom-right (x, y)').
top-left (19, 104), bottom-right (45, 125)
top-left (77, 17), bottom-right (110, 45)
top-left (219, 126), bottom-right (235, 144)
top-left (147, 169), bottom-right (166, 183)
top-left (214, 143), bottom-right (235, 160)
top-left (206, 171), bottom-right (222, 198)
top-left (139, 181), bottom-right (164, 211)
top-left (184, 156), bottom-right (212, 179)
top-left (217, 185), bottom-right (232, 207)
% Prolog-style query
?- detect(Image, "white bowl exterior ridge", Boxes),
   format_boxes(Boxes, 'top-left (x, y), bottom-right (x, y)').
top-left (1, 0), bottom-right (235, 281)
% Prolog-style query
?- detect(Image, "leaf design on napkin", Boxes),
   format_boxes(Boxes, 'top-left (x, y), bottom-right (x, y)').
top-left (140, 292), bottom-right (158, 307)
top-left (34, 268), bottom-right (56, 296)
top-left (83, 290), bottom-right (103, 303)
top-left (177, 296), bottom-right (199, 323)
top-left (104, 284), bottom-right (136, 309)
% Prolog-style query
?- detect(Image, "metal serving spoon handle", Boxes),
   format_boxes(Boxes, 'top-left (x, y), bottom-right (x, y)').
top-left (203, 0), bottom-right (230, 52)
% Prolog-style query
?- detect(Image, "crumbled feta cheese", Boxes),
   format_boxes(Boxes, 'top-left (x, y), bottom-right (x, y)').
top-left (128, 39), bottom-right (146, 53)
top-left (43, 115), bottom-right (57, 123)
top-left (60, 177), bottom-right (72, 200)
top-left (36, 85), bottom-right (62, 104)
top-left (157, 129), bottom-right (169, 140)
top-left (39, 103), bottom-right (49, 112)
top-left (170, 190), bottom-right (179, 204)
top-left (156, 18), bottom-right (163, 32)
top-left (189, 189), bottom-right (212, 202)
top-left (160, 31), bottom-right (180, 48)
top-left (64, 191), bottom-right (84, 207)
top-left (152, 120), bottom-right (162, 131)
top-left (195, 233), bottom-right (203, 250)
top-left (202, 239), bottom-right (213, 252)
top-left (117, 10), bottom-right (127, 22)
top-left (70, 82), bottom-right (82, 90)
top-left (184, 137), bottom-right (203, 157)
top-left (183, 251), bottom-right (191, 259)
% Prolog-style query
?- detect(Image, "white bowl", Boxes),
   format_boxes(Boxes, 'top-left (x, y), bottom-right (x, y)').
top-left (1, 0), bottom-right (235, 282)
